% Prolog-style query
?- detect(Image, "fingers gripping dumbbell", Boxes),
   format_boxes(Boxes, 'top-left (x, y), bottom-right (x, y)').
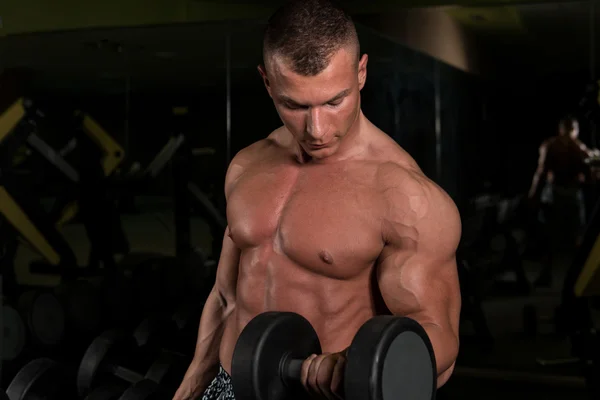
top-left (232, 312), bottom-right (437, 400)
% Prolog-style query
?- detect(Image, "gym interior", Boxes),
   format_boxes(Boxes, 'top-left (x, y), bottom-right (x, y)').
top-left (1, 1), bottom-right (600, 399)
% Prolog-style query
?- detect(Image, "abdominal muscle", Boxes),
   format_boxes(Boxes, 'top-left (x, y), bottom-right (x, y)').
top-left (218, 249), bottom-right (378, 375)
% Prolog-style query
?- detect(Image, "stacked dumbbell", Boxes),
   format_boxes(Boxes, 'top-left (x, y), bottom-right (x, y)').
top-left (0, 357), bottom-right (76, 400)
top-left (1, 289), bottom-right (67, 383)
top-left (133, 303), bottom-right (201, 357)
top-left (76, 303), bottom-right (201, 400)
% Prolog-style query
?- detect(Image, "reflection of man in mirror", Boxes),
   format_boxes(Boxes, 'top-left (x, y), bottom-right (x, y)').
top-left (528, 115), bottom-right (591, 286)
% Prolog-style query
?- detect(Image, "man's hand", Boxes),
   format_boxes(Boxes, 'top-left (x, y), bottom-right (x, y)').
top-left (300, 350), bottom-right (347, 400)
top-left (172, 377), bottom-right (202, 400)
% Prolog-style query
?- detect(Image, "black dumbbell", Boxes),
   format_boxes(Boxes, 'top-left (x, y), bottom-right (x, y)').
top-left (77, 329), bottom-right (186, 398)
top-left (18, 289), bottom-right (66, 348)
top-left (5, 357), bottom-right (75, 399)
top-left (1, 302), bottom-right (27, 367)
top-left (133, 303), bottom-right (201, 357)
top-left (232, 312), bottom-right (437, 400)
top-left (2, 290), bottom-right (65, 361)
top-left (82, 380), bottom-right (167, 400)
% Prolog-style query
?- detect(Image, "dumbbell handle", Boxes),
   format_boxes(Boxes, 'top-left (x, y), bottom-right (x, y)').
top-left (111, 365), bottom-right (145, 384)
top-left (280, 355), bottom-right (304, 386)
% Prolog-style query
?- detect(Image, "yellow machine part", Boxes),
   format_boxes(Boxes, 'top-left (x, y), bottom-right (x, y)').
top-left (0, 187), bottom-right (61, 266)
top-left (0, 98), bottom-right (25, 145)
top-left (55, 113), bottom-right (125, 228)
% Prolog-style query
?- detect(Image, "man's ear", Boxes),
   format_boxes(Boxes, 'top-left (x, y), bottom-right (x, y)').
top-left (358, 54), bottom-right (368, 91)
top-left (258, 65), bottom-right (273, 98)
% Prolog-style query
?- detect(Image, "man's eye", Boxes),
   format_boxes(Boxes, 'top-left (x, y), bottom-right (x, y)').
top-left (285, 103), bottom-right (306, 110)
top-left (328, 99), bottom-right (343, 107)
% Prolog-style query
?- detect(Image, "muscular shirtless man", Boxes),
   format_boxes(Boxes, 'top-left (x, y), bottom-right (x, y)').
top-left (528, 116), bottom-right (591, 286)
top-left (173, 1), bottom-right (461, 399)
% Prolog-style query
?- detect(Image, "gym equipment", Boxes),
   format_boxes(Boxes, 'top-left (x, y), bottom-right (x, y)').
top-left (17, 289), bottom-right (65, 348)
top-left (1, 290), bottom-right (64, 374)
top-left (81, 380), bottom-right (168, 400)
top-left (132, 304), bottom-right (201, 357)
top-left (231, 312), bottom-right (436, 400)
top-left (456, 256), bottom-right (493, 347)
top-left (1, 304), bottom-right (26, 363)
top-left (78, 329), bottom-right (187, 397)
top-left (6, 357), bottom-right (74, 399)
top-left (459, 193), bottom-right (529, 297)
top-left (0, 97), bottom-right (128, 280)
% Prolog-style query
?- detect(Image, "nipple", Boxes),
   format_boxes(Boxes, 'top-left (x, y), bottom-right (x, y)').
top-left (319, 250), bottom-right (334, 265)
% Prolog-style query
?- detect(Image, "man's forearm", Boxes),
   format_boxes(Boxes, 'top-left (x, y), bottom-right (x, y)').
top-left (419, 322), bottom-right (459, 388)
top-left (185, 289), bottom-right (235, 392)
top-left (529, 171), bottom-right (542, 198)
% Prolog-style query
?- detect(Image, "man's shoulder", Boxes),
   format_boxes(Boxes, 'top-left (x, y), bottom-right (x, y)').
top-left (375, 159), bottom-right (458, 229)
top-left (224, 128), bottom-right (287, 193)
top-left (229, 129), bottom-right (285, 166)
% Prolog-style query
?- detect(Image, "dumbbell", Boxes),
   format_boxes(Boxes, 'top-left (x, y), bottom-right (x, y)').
top-left (1, 290), bottom-right (65, 379)
top-left (77, 329), bottom-right (187, 398)
top-left (17, 289), bottom-right (66, 349)
top-left (133, 303), bottom-right (202, 357)
top-left (82, 380), bottom-right (167, 400)
top-left (5, 357), bottom-right (75, 399)
top-left (231, 312), bottom-right (437, 400)
top-left (1, 302), bottom-right (27, 368)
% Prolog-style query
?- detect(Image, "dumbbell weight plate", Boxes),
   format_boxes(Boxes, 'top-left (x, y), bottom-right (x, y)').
top-left (133, 314), bottom-right (175, 353)
top-left (231, 312), bottom-right (322, 400)
top-left (7, 358), bottom-right (69, 400)
top-left (1, 305), bottom-right (26, 361)
top-left (18, 290), bottom-right (65, 347)
top-left (145, 350), bottom-right (190, 393)
top-left (345, 316), bottom-right (436, 400)
top-left (78, 329), bottom-right (138, 397)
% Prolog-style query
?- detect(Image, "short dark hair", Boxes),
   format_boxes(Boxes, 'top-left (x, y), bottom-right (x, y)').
top-left (263, 0), bottom-right (359, 76)
top-left (559, 115), bottom-right (578, 134)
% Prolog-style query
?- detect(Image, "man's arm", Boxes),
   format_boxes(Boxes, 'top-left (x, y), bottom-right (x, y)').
top-left (529, 142), bottom-right (548, 198)
top-left (173, 148), bottom-right (252, 399)
top-left (174, 228), bottom-right (241, 399)
top-left (376, 166), bottom-right (461, 388)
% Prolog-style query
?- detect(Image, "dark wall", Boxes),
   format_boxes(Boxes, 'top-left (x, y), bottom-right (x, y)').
top-left (15, 22), bottom-right (595, 213)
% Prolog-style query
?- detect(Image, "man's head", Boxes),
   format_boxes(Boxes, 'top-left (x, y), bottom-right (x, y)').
top-left (259, 0), bottom-right (368, 160)
top-left (558, 116), bottom-right (579, 139)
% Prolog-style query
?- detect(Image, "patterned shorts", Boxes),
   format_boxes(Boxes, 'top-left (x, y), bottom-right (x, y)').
top-left (201, 365), bottom-right (236, 400)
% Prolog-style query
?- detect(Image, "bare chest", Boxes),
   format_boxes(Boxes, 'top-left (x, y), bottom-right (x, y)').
top-left (227, 162), bottom-right (384, 278)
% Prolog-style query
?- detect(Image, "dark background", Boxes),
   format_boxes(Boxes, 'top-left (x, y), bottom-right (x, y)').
top-left (2, 0), bottom-right (600, 399)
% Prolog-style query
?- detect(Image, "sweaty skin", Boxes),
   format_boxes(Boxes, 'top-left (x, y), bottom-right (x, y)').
top-left (173, 48), bottom-right (461, 400)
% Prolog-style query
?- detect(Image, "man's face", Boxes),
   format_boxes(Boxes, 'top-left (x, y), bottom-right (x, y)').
top-left (570, 121), bottom-right (580, 139)
top-left (559, 121), bottom-right (580, 139)
top-left (259, 48), bottom-right (368, 159)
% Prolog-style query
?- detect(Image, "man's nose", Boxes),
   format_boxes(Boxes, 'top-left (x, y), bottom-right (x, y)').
top-left (306, 107), bottom-right (327, 140)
